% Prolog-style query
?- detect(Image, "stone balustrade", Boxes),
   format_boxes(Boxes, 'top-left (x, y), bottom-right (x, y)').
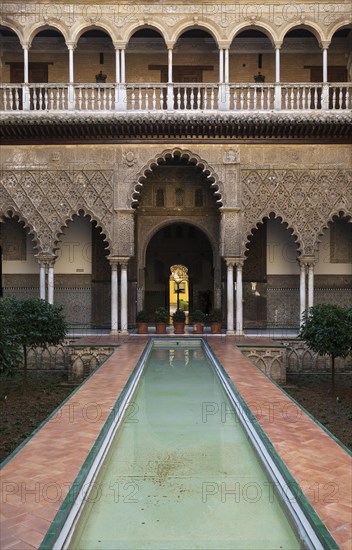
top-left (1, 82), bottom-right (351, 112)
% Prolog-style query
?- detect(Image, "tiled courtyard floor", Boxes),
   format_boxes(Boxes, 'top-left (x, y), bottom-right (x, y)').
top-left (1, 335), bottom-right (351, 549)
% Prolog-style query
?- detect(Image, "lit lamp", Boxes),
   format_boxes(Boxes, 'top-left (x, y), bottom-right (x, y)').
top-left (95, 70), bottom-right (107, 83)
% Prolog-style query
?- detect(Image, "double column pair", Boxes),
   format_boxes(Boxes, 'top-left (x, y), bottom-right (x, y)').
top-left (110, 257), bottom-right (129, 335)
top-left (36, 255), bottom-right (56, 304)
top-left (226, 258), bottom-right (244, 335)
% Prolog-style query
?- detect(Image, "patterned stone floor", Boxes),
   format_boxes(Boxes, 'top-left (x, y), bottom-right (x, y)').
top-left (1, 335), bottom-right (351, 549)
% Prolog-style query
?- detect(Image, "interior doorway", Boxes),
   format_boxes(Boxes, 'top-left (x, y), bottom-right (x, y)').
top-left (144, 223), bottom-right (214, 317)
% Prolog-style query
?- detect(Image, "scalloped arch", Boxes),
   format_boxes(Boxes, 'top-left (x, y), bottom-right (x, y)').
top-left (229, 22), bottom-right (278, 46)
top-left (171, 21), bottom-right (221, 45)
top-left (26, 21), bottom-right (70, 46)
top-left (53, 209), bottom-right (112, 252)
top-left (279, 21), bottom-right (324, 45)
top-left (124, 22), bottom-right (168, 45)
top-left (0, 206), bottom-right (40, 251)
top-left (0, 21), bottom-right (24, 43)
top-left (244, 212), bottom-right (302, 256)
top-left (131, 148), bottom-right (224, 208)
top-left (313, 209), bottom-right (352, 252)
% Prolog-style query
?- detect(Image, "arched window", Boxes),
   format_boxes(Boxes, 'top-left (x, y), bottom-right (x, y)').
top-left (155, 188), bottom-right (164, 207)
top-left (175, 188), bottom-right (184, 207)
top-left (195, 188), bottom-right (203, 207)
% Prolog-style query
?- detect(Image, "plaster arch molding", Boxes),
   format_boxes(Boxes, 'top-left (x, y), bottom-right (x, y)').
top-left (137, 216), bottom-right (219, 269)
top-left (130, 148), bottom-right (224, 208)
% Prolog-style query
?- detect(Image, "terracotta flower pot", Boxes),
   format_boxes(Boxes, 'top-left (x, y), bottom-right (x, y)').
top-left (210, 322), bottom-right (221, 334)
top-left (155, 322), bottom-right (167, 334)
top-left (137, 322), bottom-right (149, 334)
top-left (193, 322), bottom-right (204, 334)
top-left (173, 322), bottom-right (185, 334)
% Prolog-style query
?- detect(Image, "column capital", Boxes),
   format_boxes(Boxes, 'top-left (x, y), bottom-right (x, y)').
top-left (320, 41), bottom-right (330, 50)
top-left (165, 41), bottom-right (175, 50)
top-left (113, 42), bottom-right (126, 50)
top-left (66, 42), bottom-right (77, 51)
top-left (21, 42), bottom-right (31, 50)
top-left (35, 253), bottom-right (56, 265)
top-left (225, 257), bottom-right (235, 267)
top-left (118, 256), bottom-right (131, 267)
top-left (273, 41), bottom-right (283, 49)
top-left (108, 255), bottom-right (120, 267)
top-left (299, 255), bottom-right (316, 266)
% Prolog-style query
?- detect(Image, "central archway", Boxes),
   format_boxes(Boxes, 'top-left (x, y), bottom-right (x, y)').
top-left (144, 222), bottom-right (214, 317)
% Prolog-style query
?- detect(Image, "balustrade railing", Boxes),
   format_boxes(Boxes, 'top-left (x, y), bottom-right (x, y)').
top-left (0, 82), bottom-right (350, 112)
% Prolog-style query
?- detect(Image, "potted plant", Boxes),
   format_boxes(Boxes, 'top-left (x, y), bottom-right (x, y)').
top-left (190, 309), bottom-right (206, 334)
top-left (172, 309), bottom-right (186, 334)
top-left (154, 307), bottom-right (169, 334)
top-left (136, 310), bottom-right (150, 334)
top-left (207, 308), bottom-right (222, 334)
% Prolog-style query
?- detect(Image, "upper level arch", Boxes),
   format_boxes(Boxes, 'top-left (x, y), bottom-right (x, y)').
top-left (229, 23), bottom-right (277, 47)
top-left (0, 22), bottom-right (23, 44)
top-left (71, 21), bottom-right (118, 46)
top-left (131, 148), bottom-right (224, 208)
top-left (171, 22), bottom-right (221, 47)
top-left (279, 22), bottom-right (324, 46)
top-left (124, 23), bottom-right (168, 46)
top-left (26, 22), bottom-right (69, 47)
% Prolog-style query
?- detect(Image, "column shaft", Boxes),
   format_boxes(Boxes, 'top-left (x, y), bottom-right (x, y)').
top-left (39, 264), bottom-right (46, 300)
top-left (236, 263), bottom-right (243, 335)
top-left (168, 48), bottom-right (173, 82)
top-left (68, 47), bottom-right (74, 83)
top-left (23, 47), bottom-right (29, 83)
top-left (111, 264), bottom-right (118, 334)
top-left (219, 49), bottom-right (224, 83)
top-left (322, 48), bottom-right (328, 83)
top-left (226, 262), bottom-right (234, 334)
top-left (308, 264), bottom-right (314, 308)
top-left (275, 47), bottom-right (280, 83)
top-left (121, 49), bottom-right (126, 84)
top-left (48, 265), bottom-right (54, 305)
top-left (120, 262), bottom-right (128, 333)
top-left (299, 262), bottom-right (306, 324)
top-left (224, 48), bottom-right (229, 84)
top-left (115, 49), bottom-right (120, 83)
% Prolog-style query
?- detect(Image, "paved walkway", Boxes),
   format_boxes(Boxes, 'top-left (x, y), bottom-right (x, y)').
top-left (1, 336), bottom-right (351, 549)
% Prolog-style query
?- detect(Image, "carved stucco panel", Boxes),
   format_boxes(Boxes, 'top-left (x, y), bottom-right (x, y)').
top-left (241, 169), bottom-right (352, 256)
top-left (0, 169), bottom-right (114, 254)
top-left (113, 210), bottom-right (135, 257)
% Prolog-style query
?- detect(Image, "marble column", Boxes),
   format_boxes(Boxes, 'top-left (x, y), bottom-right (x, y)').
top-left (322, 48), bottom-right (328, 83)
top-left (224, 48), bottom-right (229, 84)
top-left (120, 259), bottom-right (129, 334)
top-left (121, 49), bottom-right (126, 84)
top-left (39, 262), bottom-right (46, 300)
top-left (115, 48), bottom-right (121, 83)
top-left (110, 260), bottom-right (119, 334)
top-left (275, 46), bottom-right (281, 83)
top-left (299, 261), bottom-right (307, 325)
top-left (168, 48), bottom-right (173, 82)
top-left (47, 261), bottom-right (55, 305)
top-left (308, 262), bottom-right (315, 309)
top-left (219, 49), bottom-right (224, 83)
top-left (23, 45), bottom-right (29, 83)
top-left (235, 260), bottom-right (244, 335)
top-left (226, 259), bottom-right (235, 334)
